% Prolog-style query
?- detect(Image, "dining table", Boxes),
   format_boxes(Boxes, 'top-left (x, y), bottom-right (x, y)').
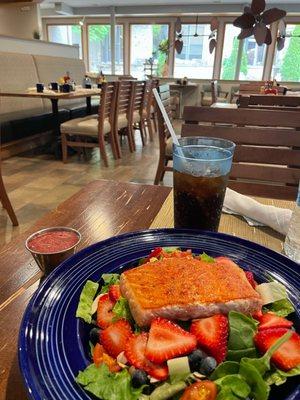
top-left (0, 88), bottom-right (101, 156)
top-left (0, 179), bottom-right (294, 400)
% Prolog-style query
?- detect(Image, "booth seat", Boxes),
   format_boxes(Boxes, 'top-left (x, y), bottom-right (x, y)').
top-left (0, 51), bottom-right (98, 146)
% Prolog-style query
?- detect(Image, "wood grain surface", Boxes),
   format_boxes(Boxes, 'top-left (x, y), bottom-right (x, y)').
top-left (0, 88), bottom-right (101, 100)
top-left (0, 180), bottom-right (295, 400)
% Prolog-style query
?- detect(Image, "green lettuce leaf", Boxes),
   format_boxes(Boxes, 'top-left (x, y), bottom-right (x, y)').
top-left (149, 381), bottom-right (187, 400)
top-left (264, 298), bottom-right (295, 317)
top-left (112, 297), bottom-right (133, 323)
top-left (227, 348), bottom-right (258, 362)
top-left (210, 361), bottom-right (240, 380)
top-left (100, 273), bottom-right (120, 294)
top-left (76, 280), bottom-right (99, 323)
top-left (76, 363), bottom-right (143, 400)
top-left (199, 252), bottom-right (215, 263)
top-left (265, 365), bottom-right (300, 386)
top-left (239, 360), bottom-right (270, 400)
top-left (162, 247), bottom-right (179, 253)
top-left (215, 374), bottom-right (251, 399)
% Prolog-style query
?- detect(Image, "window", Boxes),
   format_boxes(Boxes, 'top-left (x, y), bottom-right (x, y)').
top-left (174, 24), bottom-right (215, 79)
top-left (130, 24), bottom-right (169, 79)
top-left (221, 24), bottom-right (266, 80)
top-left (48, 25), bottom-right (82, 58)
top-left (272, 24), bottom-right (300, 82)
top-left (88, 25), bottom-right (123, 74)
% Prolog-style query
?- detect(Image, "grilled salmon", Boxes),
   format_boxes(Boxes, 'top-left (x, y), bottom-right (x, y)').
top-left (120, 256), bottom-right (262, 327)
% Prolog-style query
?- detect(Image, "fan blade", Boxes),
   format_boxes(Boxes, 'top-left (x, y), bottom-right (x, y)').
top-left (254, 22), bottom-right (267, 46)
top-left (233, 13), bottom-right (255, 29)
top-left (278, 19), bottom-right (286, 36)
top-left (209, 32), bottom-right (215, 39)
top-left (262, 8), bottom-right (287, 25)
top-left (174, 39), bottom-right (183, 54)
top-left (210, 17), bottom-right (219, 32)
top-left (209, 38), bottom-right (217, 54)
top-left (244, 6), bottom-right (252, 14)
top-left (175, 17), bottom-right (182, 33)
top-left (238, 27), bottom-right (254, 40)
top-left (277, 37), bottom-right (285, 51)
top-left (251, 0), bottom-right (266, 15)
top-left (264, 27), bottom-right (272, 45)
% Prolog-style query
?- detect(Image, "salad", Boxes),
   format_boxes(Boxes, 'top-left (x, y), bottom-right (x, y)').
top-left (75, 248), bottom-right (300, 400)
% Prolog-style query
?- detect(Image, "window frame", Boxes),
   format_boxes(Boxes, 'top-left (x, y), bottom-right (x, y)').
top-left (86, 22), bottom-right (125, 74)
top-left (46, 22), bottom-right (83, 59)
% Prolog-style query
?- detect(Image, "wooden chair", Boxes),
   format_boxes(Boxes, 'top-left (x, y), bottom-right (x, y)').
top-left (0, 162), bottom-right (18, 226)
top-left (153, 84), bottom-right (174, 185)
top-left (118, 75), bottom-right (137, 81)
top-left (140, 80), bottom-right (155, 142)
top-left (130, 80), bottom-right (146, 148)
top-left (182, 106), bottom-right (300, 200)
top-left (239, 94), bottom-right (300, 111)
top-left (61, 81), bottom-right (119, 167)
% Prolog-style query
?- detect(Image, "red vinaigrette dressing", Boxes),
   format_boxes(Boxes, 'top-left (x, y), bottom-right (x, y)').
top-left (28, 230), bottom-right (79, 253)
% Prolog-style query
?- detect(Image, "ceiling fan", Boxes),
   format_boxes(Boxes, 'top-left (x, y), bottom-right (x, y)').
top-left (233, 0), bottom-right (286, 46)
top-left (174, 16), bottom-right (219, 54)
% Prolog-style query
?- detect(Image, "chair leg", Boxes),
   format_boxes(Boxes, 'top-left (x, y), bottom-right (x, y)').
top-left (114, 127), bottom-right (122, 159)
top-left (61, 133), bottom-right (68, 163)
top-left (152, 112), bottom-right (157, 131)
top-left (109, 131), bottom-right (118, 160)
top-left (139, 121), bottom-right (146, 146)
top-left (99, 134), bottom-right (109, 167)
top-left (147, 118), bottom-right (154, 141)
top-left (129, 125), bottom-right (136, 152)
top-left (0, 173), bottom-right (18, 226)
top-left (154, 156), bottom-right (166, 185)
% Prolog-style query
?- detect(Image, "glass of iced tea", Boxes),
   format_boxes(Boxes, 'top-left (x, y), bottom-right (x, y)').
top-left (173, 137), bottom-right (235, 231)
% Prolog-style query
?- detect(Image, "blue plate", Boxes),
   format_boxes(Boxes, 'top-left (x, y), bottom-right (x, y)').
top-left (19, 229), bottom-right (300, 400)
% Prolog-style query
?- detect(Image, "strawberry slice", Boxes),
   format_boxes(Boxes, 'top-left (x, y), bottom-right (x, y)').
top-left (145, 318), bottom-right (197, 364)
top-left (244, 271), bottom-right (257, 288)
top-left (257, 312), bottom-right (293, 331)
top-left (190, 314), bottom-right (228, 364)
top-left (252, 309), bottom-right (263, 320)
top-left (100, 319), bottom-right (132, 358)
top-left (108, 284), bottom-right (121, 302)
top-left (254, 328), bottom-right (300, 371)
top-left (96, 293), bottom-right (115, 329)
top-left (125, 333), bottom-right (168, 380)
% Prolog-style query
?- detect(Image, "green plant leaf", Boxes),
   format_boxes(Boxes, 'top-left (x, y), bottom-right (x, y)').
top-left (265, 365), bottom-right (300, 386)
top-left (264, 298), bottom-right (295, 317)
top-left (210, 361), bottom-right (240, 380)
top-left (76, 280), bottom-right (99, 323)
top-left (100, 273), bottom-right (120, 294)
top-left (199, 252), bottom-right (215, 263)
top-left (228, 311), bottom-right (258, 351)
top-left (112, 297), bottom-right (133, 323)
top-left (239, 360), bottom-right (270, 400)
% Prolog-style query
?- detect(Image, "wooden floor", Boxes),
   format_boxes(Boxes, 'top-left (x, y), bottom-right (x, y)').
top-left (0, 131), bottom-right (174, 246)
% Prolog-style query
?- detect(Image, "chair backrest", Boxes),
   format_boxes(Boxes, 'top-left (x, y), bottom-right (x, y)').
top-left (131, 80), bottom-right (145, 117)
top-left (118, 75), bottom-right (137, 81)
top-left (211, 80), bottom-right (218, 104)
top-left (98, 81), bottom-right (118, 129)
top-left (155, 84), bottom-right (172, 155)
top-left (142, 80), bottom-right (155, 118)
top-left (239, 94), bottom-right (300, 111)
top-left (115, 80), bottom-right (132, 120)
top-left (182, 106), bottom-right (300, 200)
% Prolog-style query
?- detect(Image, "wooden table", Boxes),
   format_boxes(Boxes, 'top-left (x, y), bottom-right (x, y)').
top-left (0, 88), bottom-right (101, 156)
top-left (0, 180), bottom-right (294, 400)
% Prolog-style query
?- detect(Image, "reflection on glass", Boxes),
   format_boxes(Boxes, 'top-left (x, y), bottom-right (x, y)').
top-left (272, 24), bottom-right (300, 82)
top-left (174, 24), bottom-right (214, 79)
top-left (130, 24), bottom-right (169, 79)
top-left (48, 25), bottom-right (82, 59)
top-left (88, 25), bottom-right (123, 74)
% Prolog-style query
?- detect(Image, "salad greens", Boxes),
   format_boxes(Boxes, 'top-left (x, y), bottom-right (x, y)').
top-left (199, 252), bottom-right (215, 263)
top-left (227, 311), bottom-right (258, 361)
top-left (212, 325), bottom-right (293, 400)
top-left (100, 273), bottom-right (120, 294)
top-left (256, 281), bottom-right (287, 305)
top-left (76, 280), bottom-right (99, 323)
top-left (112, 297), bottom-right (133, 323)
top-left (265, 365), bottom-right (300, 386)
top-left (76, 364), bottom-right (144, 400)
top-left (264, 298), bottom-right (295, 317)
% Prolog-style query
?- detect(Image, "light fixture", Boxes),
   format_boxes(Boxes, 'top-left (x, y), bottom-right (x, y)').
top-left (233, 0), bottom-right (286, 46)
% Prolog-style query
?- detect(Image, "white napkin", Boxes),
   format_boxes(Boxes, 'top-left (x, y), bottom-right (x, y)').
top-left (223, 188), bottom-right (293, 235)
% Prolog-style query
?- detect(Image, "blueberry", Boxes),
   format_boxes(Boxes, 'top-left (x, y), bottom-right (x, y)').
top-left (89, 327), bottom-right (100, 345)
top-left (188, 349), bottom-right (206, 372)
top-left (199, 356), bottom-right (217, 375)
top-left (131, 369), bottom-right (150, 388)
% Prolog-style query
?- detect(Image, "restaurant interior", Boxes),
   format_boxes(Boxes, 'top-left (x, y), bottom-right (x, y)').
top-left (0, 0), bottom-right (300, 400)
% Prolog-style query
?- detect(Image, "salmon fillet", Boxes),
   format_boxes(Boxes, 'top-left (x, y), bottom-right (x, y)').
top-left (120, 256), bottom-right (262, 327)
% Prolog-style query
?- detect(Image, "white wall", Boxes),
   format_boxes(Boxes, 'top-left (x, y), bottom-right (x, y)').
top-left (0, 35), bottom-right (79, 59)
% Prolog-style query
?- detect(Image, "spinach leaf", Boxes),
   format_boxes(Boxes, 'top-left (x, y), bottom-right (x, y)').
top-left (215, 374), bottom-right (251, 398)
top-left (149, 381), bottom-right (187, 400)
top-left (76, 280), bottom-right (99, 323)
top-left (265, 365), bottom-right (300, 386)
top-left (227, 348), bottom-right (258, 362)
top-left (210, 361), bottom-right (240, 380)
top-left (100, 273), bottom-right (120, 294)
top-left (76, 363), bottom-right (143, 400)
top-left (228, 312), bottom-right (258, 350)
top-left (239, 360), bottom-right (270, 400)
